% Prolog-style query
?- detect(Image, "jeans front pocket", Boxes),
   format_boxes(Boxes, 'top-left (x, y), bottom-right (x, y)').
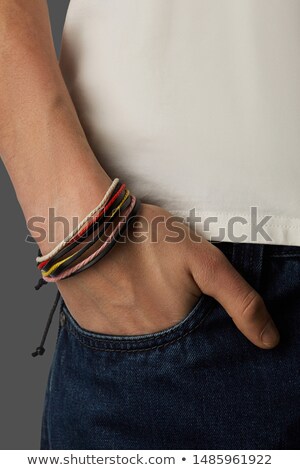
top-left (41, 292), bottom-right (219, 449)
top-left (61, 293), bottom-right (217, 353)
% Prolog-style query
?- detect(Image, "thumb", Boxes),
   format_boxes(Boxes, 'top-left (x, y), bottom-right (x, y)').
top-left (190, 241), bottom-right (280, 349)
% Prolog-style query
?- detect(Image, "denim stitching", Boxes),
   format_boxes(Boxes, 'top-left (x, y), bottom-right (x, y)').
top-left (249, 244), bottom-right (254, 282)
top-left (267, 253), bottom-right (300, 258)
top-left (63, 301), bottom-right (216, 353)
top-left (61, 295), bottom-right (214, 344)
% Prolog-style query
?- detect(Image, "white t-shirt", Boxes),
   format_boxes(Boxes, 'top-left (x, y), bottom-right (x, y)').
top-left (59, 0), bottom-right (300, 246)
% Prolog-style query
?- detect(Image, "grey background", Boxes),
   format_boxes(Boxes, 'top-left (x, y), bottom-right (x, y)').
top-left (0, 0), bottom-right (70, 450)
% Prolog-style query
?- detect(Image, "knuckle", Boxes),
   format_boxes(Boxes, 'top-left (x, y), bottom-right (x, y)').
top-left (240, 290), bottom-right (265, 322)
top-left (205, 246), bottom-right (225, 273)
top-left (197, 247), bottom-right (226, 291)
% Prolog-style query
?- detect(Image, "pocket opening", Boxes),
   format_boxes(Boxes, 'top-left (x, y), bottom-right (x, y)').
top-left (61, 294), bottom-right (217, 352)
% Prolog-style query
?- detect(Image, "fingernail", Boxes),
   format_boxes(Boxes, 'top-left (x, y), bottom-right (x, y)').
top-left (261, 320), bottom-right (280, 347)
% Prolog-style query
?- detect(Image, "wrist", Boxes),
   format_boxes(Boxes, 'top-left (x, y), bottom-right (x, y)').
top-left (26, 160), bottom-right (112, 256)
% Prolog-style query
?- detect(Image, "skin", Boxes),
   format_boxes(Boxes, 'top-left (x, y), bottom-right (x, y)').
top-left (0, 0), bottom-right (280, 348)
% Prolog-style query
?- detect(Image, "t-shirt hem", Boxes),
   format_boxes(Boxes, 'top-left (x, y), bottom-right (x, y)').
top-left (167, 209), bottom-right (300, 247)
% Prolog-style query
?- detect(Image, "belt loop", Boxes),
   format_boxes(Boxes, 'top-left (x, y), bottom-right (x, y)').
top-left (231, 242), bottom-right (265, 292)
top-left (249, 243), bottom-right (265, 292)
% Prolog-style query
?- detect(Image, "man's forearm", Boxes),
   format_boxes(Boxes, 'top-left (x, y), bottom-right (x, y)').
top-left (0, 0), bottom-right (111, 254)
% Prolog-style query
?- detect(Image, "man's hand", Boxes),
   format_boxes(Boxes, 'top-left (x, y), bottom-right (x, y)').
top-left (57, 203), bottom-right (280, 350)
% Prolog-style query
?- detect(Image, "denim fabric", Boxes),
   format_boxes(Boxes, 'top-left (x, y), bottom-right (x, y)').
top-left (40, 242), bottom-right (300, 449)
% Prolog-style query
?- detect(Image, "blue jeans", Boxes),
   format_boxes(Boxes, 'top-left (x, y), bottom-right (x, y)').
top-left (41, 242), bottom-right (300, 449)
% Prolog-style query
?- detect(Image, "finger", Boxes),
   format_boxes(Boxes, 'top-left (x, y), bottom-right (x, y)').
top-left (190, 242), bottom-right (280, 349)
